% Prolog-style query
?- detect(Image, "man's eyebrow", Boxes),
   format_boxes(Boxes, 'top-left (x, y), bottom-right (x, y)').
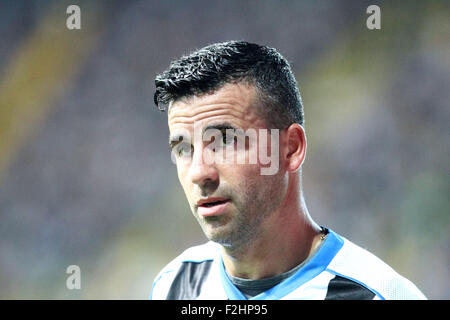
top-left (204, 122), bottom-right (238, 132)
top-left (168, 123), bottom-right (240, 149)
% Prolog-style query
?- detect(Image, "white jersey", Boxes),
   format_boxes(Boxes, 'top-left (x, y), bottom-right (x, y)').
top-left (150, 228), bottom-right (426, 300)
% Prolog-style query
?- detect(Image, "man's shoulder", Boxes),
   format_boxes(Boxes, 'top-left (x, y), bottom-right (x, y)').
top-left (157, 241), bottom-right (220, 274)
top-left (150, 241), bottom-right (221, 299)
top-left (326, 233), bottom-right (427, 300)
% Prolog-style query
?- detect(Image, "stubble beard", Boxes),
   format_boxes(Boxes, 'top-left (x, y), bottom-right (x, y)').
top-left (196, 175), bottom-right (285, 253)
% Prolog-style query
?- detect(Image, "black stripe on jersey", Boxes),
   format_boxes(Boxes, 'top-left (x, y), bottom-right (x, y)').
top-left (166, 261), bottom-right (213, 300)
top-left (325, 275), bottom-right (376, 300)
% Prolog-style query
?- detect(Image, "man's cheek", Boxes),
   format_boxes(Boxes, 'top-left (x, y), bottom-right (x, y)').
top-left (176, 170), bottom-right (191, 202)
top-left (176, 163), bottom-right (188, 185)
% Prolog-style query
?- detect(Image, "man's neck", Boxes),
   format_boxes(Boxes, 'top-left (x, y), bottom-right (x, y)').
top-left (220, 193), bottom-right (323, 280)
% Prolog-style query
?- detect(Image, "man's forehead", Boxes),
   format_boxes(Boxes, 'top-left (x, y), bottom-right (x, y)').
top-left (167, 83), bottom-right (264, 130)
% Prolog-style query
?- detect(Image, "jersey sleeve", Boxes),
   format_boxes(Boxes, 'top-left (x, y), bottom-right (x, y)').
top-left (326, 237), bottom-right (427, 300)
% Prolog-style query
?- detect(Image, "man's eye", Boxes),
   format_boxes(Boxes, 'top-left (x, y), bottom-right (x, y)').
top-left (175, 143), bottom-right (192, 157)
top-left (222, 133), bottom-right (236, 146)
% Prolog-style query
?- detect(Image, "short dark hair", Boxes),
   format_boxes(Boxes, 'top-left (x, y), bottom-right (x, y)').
top-left (154, 41), bottom-right (304, 128)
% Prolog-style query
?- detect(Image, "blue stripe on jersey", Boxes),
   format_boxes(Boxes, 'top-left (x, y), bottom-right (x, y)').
top-left (219, 229), bottom-right (344, 300)
top-left (220, 259), bottom-right (248, 300)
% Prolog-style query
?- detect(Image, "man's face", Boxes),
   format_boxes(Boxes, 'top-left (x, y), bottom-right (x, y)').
top-left (168, 83), bottom-right (287, 249)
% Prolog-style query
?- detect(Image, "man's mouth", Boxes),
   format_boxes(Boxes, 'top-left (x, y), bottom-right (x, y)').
top-left (197, 198), bottom-right (230, 217)
top-left (200, 200), bottom-right (228, 207)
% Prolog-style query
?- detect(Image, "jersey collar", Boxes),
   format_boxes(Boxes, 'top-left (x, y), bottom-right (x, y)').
top-left (218, 228), bottom-right (344, 300)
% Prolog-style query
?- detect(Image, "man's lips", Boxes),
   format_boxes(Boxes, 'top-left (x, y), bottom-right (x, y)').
top-left (196, 198), bottom-right (230, 217)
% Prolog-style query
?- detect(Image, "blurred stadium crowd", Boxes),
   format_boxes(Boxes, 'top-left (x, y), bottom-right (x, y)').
top-left (0, 0), bottom-right (448, 299)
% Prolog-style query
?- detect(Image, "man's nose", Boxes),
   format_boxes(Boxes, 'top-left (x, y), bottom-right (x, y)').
top-left (188, 147), bottom-right (219, 192)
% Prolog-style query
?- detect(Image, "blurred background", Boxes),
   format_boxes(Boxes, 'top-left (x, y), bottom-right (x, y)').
top-left (0, 0), bottom-right (448, 299)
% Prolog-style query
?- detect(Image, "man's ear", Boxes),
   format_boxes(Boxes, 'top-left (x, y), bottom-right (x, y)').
top-left (284, 123), bottom-right (307, 172)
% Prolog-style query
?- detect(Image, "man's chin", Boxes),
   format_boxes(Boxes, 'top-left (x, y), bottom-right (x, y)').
top-left (202, 227), bottom-right (234, 246)
top-left (206, 232), bottom-right (252, 252)
top-left (196, 214), bottom-right (241, 246)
